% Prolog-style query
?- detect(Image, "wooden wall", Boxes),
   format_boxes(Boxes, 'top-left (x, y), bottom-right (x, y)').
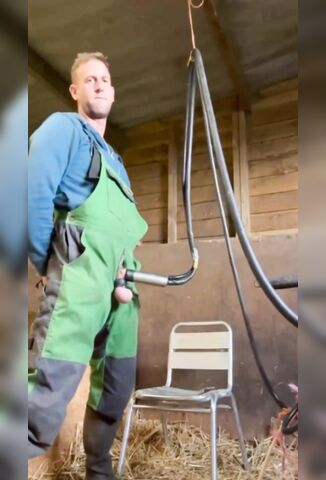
top-left (247, 79), bottom-right (298, 233)
top-left (122, 99), bottom-right (235, 243)
top-left (176, 98), bottom-right (235, 240)
top-left (122, 78), bottom-right (298, 242)
top-left (123, 121), bottom-right (169, 242)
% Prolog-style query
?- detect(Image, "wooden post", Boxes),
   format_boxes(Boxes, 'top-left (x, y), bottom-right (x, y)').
top-left (167, 122), bottom-right (178, 243)
top-left (232, 111), bottom-right (241, 211)
top-left (232, 108), bottom-right (251, 232)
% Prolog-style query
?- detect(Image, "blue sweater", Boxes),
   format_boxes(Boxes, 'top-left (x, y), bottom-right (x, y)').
top-left (28, 112), bottom-right (131, 275)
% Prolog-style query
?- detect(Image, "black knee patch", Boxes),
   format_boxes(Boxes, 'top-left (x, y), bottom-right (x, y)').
top-left (96, 356), bottom-right (136, 421)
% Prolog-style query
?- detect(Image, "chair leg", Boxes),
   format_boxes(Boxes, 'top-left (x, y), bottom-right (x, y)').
top-left (160, 411), bottom-right (169, 445)
top-left (230, 394), bottom-right (249, 471)
top-left (117, 399), bottom-right (135, 477)
top-left (210, 398), bottom-right (218, 480)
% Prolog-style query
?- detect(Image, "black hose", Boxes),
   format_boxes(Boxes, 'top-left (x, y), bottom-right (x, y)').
top-left (168, 60), bottom-right (198, 286)
top-left (124, 48), bottom-right (297, 409)
top-left (167, 59), bottom-right (199, 285)
top-left (269, 276), bottom-right (298, 290)
top-left (125, 61), bottom-right (199, 288)
top-left (193, 49), bottom-right (298, 328)
top-left (199, 73), bottom-right (286, 409)
top-left (182, 60), bottom-right (197, 256)
top-left (281, 404), bottom-right (298, 435)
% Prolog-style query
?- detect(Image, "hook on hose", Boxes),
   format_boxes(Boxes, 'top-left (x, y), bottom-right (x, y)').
top-left (187, 48), bottom-right (197, 66)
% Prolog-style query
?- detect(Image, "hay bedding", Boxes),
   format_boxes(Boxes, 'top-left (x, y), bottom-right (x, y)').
top-left (28, 418), bottom-right (298, 480)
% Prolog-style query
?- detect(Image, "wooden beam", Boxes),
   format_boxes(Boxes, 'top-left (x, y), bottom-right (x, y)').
top-left (167, 122), bottom-right (178, 243)
top-left (28, 46), bottom-right (73, 108)
top-left (28, 45), bottom-right (125, 150)
top-left (232, 110), bottom-right (241, 210)
top-left (238, 110), bottom-right (251, 231)
top-left (232, 107), bottom-right (251, 232)
top-left (204, 0), bottom-right (252, 112)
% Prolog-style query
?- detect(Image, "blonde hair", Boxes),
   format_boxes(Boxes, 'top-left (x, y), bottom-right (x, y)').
top-left (71, 52), bottom-right (110, 82)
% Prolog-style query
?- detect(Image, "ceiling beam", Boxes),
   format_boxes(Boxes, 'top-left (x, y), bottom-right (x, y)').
top-left (28, 46), bottom-right (126, 150)
top-left (204, 0), bottom-right (252, 112)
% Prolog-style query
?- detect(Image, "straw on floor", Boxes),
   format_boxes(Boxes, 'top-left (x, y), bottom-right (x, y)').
top-left (28, 418), bottom-right (298, 480)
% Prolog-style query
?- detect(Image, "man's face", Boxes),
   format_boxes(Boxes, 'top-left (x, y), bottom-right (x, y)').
top-left (69, 59), bottom-right (115, 119)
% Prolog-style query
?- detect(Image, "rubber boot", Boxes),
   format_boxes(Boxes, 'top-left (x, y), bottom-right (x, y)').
top-left (83, 406), bottom-right (120, 480)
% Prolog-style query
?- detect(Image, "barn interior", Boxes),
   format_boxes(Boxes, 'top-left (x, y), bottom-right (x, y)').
top-left (28, 0), bottom-right (298, 478)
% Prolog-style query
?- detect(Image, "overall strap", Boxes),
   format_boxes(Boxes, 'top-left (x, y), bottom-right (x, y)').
top-left (87, 142), bottom-right (102, 180)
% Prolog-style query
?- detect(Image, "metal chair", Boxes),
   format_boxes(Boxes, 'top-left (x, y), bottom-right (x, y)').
top-left (117, 321), bottom-right (249, 479)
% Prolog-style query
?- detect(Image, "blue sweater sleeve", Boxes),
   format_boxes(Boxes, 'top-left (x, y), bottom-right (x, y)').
top-left (28, 113), bottom-right (79, 275)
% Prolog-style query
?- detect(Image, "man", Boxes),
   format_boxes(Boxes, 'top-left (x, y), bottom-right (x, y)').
top-left (28, 52), bottom-right (148, 480)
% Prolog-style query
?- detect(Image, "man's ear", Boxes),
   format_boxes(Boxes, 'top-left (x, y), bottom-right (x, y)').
top-left (111, 86), bottom-right (115, 102)
top-left (69, 84), bottom-right (78, 101)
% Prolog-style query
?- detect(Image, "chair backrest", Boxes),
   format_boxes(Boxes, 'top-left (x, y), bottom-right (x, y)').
top-left (166, 321), bottom-right (233, 390)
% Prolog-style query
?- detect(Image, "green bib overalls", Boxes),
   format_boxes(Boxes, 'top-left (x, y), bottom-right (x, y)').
top-left (28, 146), bottom-right (148, 461)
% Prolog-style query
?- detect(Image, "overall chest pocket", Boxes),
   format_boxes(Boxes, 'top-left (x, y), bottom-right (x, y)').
top-left (106, 174), bottom-right (146, 237)
top-left (53, 222), bottom-right (87, 267)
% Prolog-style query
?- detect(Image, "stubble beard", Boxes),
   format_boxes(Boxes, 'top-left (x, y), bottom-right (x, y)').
top-left (85, 100), bottom-right (113, 120)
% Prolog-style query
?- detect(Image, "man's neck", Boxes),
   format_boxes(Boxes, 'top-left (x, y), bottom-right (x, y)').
top-left (78, 111), bottom-right (107, 137)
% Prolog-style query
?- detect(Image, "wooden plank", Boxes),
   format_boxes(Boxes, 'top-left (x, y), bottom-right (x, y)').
top-left (142, 224), bottom-right (166, 243)
top-left (132, 176), bottom-right (168, 196)
top-left (232, 110), bottom-right (241, 211)
top-left (204, 0), bottom-right (252, 112)
top-left (122, 92), bottom-right (235, 155)
top-left (173, 96), bottom-right (236, 125)
top-left (249, 102), bottom-right (298, 127)
top-left (251, 228), bottom-right (298, 238)
top-left (125, 129), bottom-right (169, 150)
top-left (251, 210), bottom-right (298, 232)
top-left (232, 109), bottom-right (251, 231)
top-left (248, 137), bottom-right (297, 163)
top-left (127, 162), bottom-right (167, 181)
top-left (195, 126), bottom-right (233, 141)
top-left (135, 191), bottom-right (168, 210)
top-left (202, 96), bottom-right (236, 115)
top-left (177, 201), bottom-right (220, 223)
top-left (167, 122), bottom-right (178, 243)
top-left (177, 153), bottom-right (233, 182)
top-left (250, 190), bottom-right (298, 214)
top-left (177, 185), bottom-right (214, 205)
top-left (123, 145), bottom-right (167, 167)
top-left (126, 119), bottom-right (169, 141)
top-left (139, 208), bottom-right (167, 226)
top-left (246, 79), bottom-right (298, 232)
top-left (189, 148), bottom-right (233, 171)
top-left (178, 218), bottom-right (224, 239)
top-left (249, 118), bottom-right (298, 144)
top-left (239, 111), bottom-right (250, 231)
top-left (252, 90), bottom-right (298, 112)
top-left (193, 130), bottom-right (233, 152)
top-left (259, 78), bottom-right (298, 97)
top-left (249, 155), bottom-right (298, 179)
top-left (213, 96), bottom-right (237, 112)
top-left (194, 114), bottom-right (232, 134)
top-left (169, 96), bottom-right (237, 127)
top-left (250, 172), bottom-right (298, 196)
top-left (189, 168), bottom-right (215, 188)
